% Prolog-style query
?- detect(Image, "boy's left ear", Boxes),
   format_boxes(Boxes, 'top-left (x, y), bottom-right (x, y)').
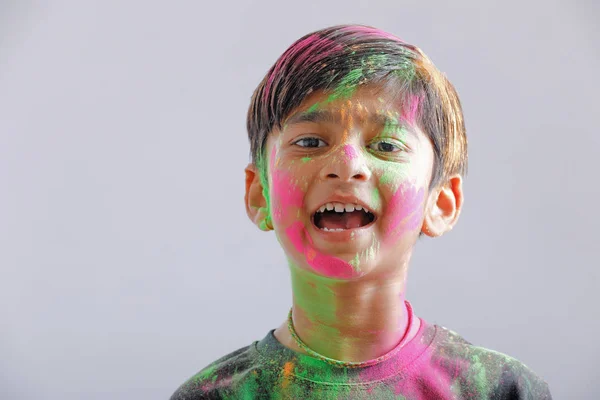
top-left (421, 175), bottom-right (464, 237)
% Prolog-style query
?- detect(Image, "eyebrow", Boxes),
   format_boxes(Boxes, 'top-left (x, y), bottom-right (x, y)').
top-left (284, 109), bottom-right (418, 138)
top-left (284, 109), bottom-right (340, 126)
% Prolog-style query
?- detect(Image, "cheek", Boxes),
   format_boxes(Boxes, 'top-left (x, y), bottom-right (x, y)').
top-left (382, 182), bottom-right (425, 242)
top-left (269, 148), bottom-right (305, 225)
top-left (270, 169), bottom-right (304, 224)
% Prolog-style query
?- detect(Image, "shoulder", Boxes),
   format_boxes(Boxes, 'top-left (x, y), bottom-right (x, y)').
top-left (430, 325), bottom-right (552, 399)
top-left (169, 343), bottom-right (261, 400)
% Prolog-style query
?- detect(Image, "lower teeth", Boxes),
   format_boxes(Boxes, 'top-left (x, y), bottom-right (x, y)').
top-left (322, 227), bottom-right (345, 232)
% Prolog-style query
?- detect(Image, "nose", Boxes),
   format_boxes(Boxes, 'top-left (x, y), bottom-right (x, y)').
top-left (319, 144), bottom-right (372, 182)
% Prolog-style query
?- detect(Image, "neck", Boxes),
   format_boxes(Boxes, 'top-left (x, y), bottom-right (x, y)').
top-left (278, 259), bottom-right (413, 363)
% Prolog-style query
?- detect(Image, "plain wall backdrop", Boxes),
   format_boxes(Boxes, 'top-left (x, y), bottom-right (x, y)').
top-left (1, 1), bottom-right (598, 399)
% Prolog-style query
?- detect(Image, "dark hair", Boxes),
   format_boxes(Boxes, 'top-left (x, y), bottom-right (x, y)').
top-left (246, 24), bottom-right (468, 189)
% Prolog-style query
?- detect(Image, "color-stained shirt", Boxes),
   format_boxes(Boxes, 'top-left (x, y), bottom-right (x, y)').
top-left (170, 302), bottom-right (552, 399)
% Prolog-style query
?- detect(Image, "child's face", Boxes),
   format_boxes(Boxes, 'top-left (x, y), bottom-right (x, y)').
top-left (257, 85), bottom-right (436, 279)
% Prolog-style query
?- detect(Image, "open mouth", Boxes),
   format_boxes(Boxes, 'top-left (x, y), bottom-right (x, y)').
top-left (313, 202), bottom-right (376, 232)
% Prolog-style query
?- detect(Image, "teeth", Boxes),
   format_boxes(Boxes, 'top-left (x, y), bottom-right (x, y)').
top-left (322, 227), bottom-right (345, 232)
top-left (316, 202), bottom-right (370, 214)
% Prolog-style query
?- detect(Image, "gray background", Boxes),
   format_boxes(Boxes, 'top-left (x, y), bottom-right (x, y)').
top-left (1, 1), bottom-right (598, 399)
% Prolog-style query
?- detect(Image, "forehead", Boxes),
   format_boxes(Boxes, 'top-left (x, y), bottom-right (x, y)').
top-left (282, 85), bottom-right (420, 130)
top-left (278, 85), bottom-right (424, 145)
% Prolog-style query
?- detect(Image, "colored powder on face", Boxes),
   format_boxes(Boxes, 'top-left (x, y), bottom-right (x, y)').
top-left (301, 156), bottom-right (312, 163)
top-left (342, 144), bottom-right (359, 161)
top-left (349, 253), bottom-right (361, 271)
top-left (363, 238), bottom-right (380, 262)
top-left (384, 182), bottom-right (425, 240)
top-left (326, 68), bottom-right (363, 104)
top-left (307, 102), bottom-right (321, 113)
top-left (270, 148), bottom-right (304, 224)
top-left (376, 163), bottom-right (411, 194)
top-left (371, 187), bottom-right (381, 210)
top-left (285, 221), bottom-right (360, 279)
top-left (380, 170), bottom-right (395, 185)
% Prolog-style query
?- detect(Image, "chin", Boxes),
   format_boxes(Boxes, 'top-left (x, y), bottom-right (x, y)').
top-left (287, 249), bottom-right (376, 280)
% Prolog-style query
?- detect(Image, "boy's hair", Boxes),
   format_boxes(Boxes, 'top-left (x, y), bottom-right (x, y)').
top-left (246, 24), bottom-right (468, 190)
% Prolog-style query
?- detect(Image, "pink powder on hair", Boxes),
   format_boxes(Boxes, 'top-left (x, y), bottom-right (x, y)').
top-left (263, 34), bottom-right (344, 102)
top-left (339, 25), bottom-right (404, 42)
top-left (401, 94), bottom-right (421, 126)
top-left (294, 36), bottom-right (344, 67)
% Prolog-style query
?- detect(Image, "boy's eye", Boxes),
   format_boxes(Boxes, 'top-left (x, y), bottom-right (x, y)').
top-left (293, 137), bottom-right (327, 148)
top-left (368, 140), bottom-right (403, 153)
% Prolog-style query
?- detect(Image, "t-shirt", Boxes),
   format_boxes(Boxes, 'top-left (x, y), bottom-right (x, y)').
top-left (170, 301), bottom-right (552, 399)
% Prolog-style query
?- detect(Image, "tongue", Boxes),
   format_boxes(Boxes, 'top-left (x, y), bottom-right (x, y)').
top-left (320, 211), bottom-right (366, 230)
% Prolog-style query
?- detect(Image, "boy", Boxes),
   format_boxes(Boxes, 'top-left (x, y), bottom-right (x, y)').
top-left (170, 25), bottom-right (552, 399)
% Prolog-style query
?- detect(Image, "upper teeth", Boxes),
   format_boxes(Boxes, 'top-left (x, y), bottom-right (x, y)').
top-left (317, 202), bottom-right (367, 213)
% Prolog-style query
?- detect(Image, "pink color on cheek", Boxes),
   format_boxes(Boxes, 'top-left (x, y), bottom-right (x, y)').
top-left (269, 147), bottom-right (304, 224)
top-left (271, 170), bottom-right (304, 223)
top-left (269, 146), bottom-right (355, 279)
top-left (343, 144), bottom-right (358, 160)
top-left (384, 183), bottom-right (425, 240)
top-left (285, 221), bottom-right (358, 279)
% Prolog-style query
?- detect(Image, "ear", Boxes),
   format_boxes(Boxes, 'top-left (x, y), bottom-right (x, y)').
top-left (421, 175), bottom-right (463, 237)
top-left (244, 163), bottom-right (272, 231)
